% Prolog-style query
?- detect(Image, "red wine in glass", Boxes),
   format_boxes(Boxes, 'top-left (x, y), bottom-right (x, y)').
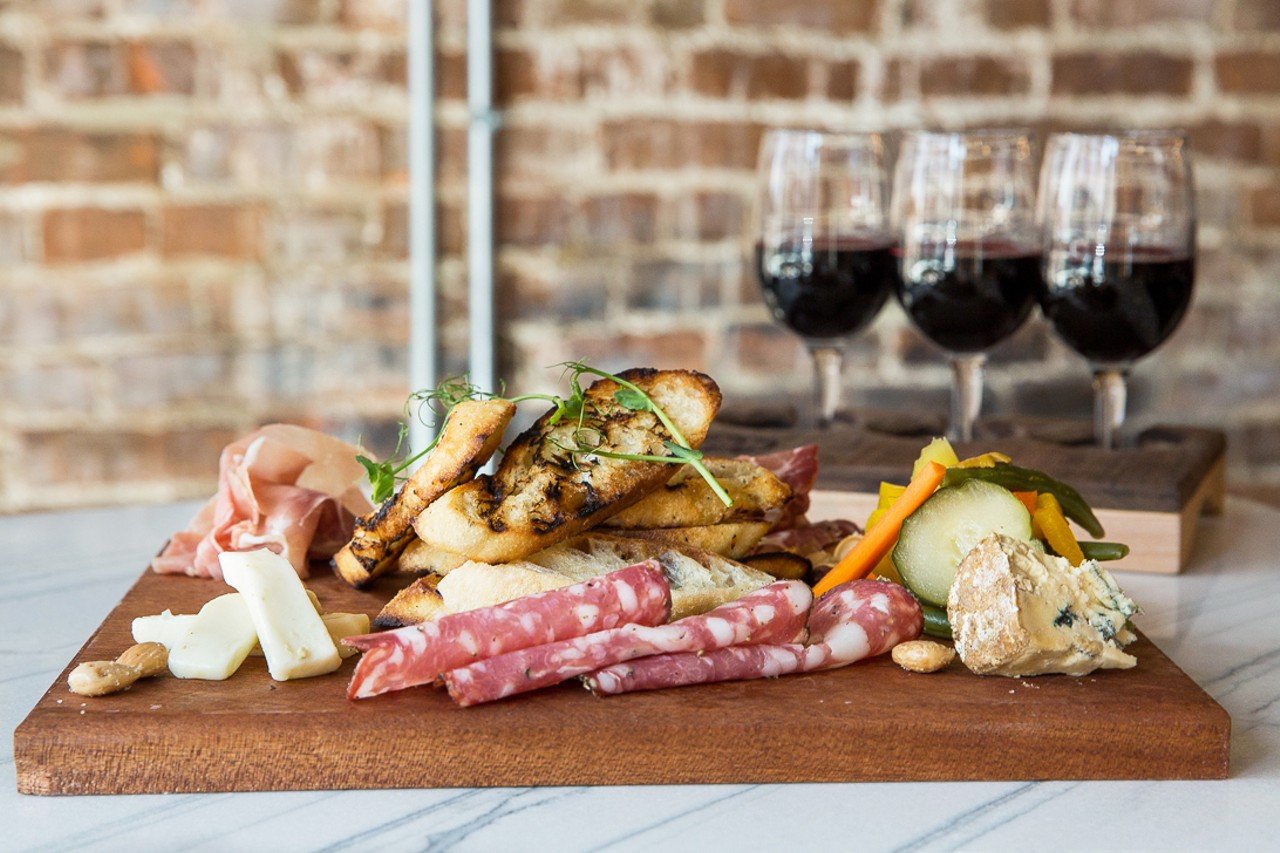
top-left (1038, 248), bottom-right (1194, 364)
top-left (891, 129), bottom-right (1041, 441)
top-left (1037, 131), bottom-right (1196, 449)
top-left (895, 240), bottom-right (1041, 353)
top-left (756, 238), bottom-right (897, 340)
top-left (754, 130), bottom-right (891, 428)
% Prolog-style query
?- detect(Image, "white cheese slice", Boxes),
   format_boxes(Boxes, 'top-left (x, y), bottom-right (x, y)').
top-left (220, 549), bottom-right (341, 681)
top-left (948, 533), bottom-right (1139, 677)
top-left (132, 610), bottom-right (197, 649)
top-left (167, 593), bottom-right (259, 680)
top-left (135, 591), bottom-right (320, 651)
top-left (248, 612), bottom-right (370, 659)
top-left (322, 612), bottom-right (371, 659)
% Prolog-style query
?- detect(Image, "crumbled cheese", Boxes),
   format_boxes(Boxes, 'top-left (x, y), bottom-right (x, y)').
top-left (948, 534), bottom-right (1139, 677)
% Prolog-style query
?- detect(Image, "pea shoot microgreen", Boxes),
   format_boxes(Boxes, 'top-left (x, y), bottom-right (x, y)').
top-left (355, 376), bottom-right (494, 503)
top-left (557, 361), bottom-right (732, 507)
top-left (358, 361), bottom-right (732, 508)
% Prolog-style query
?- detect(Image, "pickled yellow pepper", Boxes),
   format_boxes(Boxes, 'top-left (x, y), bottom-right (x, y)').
top-left (1033, 492), bottom-right (1086, 566)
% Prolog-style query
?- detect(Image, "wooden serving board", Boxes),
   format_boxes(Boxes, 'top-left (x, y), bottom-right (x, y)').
top-left (15, 565), bottom-right (1230, 794)
top-left (705, 413), bottom-right (1227, 574)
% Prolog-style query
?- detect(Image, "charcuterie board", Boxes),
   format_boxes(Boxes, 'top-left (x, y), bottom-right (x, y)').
top-left (705, 413), bottom-right (1226, 574)
top-left (15, 558), bottom-right (1231, 795)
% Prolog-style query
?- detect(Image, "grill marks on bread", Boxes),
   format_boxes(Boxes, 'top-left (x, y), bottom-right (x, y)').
top-left (412, 369), bottom-right (721, 564)
top-left (333, 399), bottom-right (515, 588)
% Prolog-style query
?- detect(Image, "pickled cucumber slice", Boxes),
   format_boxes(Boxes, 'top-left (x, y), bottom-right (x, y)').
top-left (892, 480), bottom-right (1034, 607)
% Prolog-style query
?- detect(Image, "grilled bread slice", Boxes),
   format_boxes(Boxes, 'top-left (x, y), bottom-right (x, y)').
top-left (607, 521), bottom-right (770, 559)
top-left (372, 573), bottom-right (448, 629)
top-left (396, 537), bottom-right (469, 576)
top-left (412, 369), bottom-right (721, 564)
top-left (602, 457), bottom-right (790, 530)
top-left (334, 399), bottom-right (516, 588)
top-left (426, 534), bottom-right (773, 623)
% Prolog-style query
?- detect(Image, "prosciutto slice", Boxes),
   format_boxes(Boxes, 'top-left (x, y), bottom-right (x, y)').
top-left (345, 562), bottom-right (671, 700)
top-left (151, 424), bottom-right (372, 580)
top-left (754, 518), bottom-right (861, 557)
top-left (583, 579), bottom-right (921, 696)
top-left (738, 445), bottom-right (818, 530)
top-left (441, 580), bottom-right (813, 707)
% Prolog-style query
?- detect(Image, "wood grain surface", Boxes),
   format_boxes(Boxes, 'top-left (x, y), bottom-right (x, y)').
top-left (15, 562), bottom-right (1231, 795)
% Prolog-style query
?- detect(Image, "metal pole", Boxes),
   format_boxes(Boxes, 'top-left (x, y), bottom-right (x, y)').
top-left (407, 0), bottom-right (437, 452)
top-left (467, 0), bottom-right (497, 394)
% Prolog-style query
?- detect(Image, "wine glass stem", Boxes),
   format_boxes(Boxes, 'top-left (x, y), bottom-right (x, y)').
top-left (1092, 367), bottom-right (1129, 450)
top-left (949, 354), bottom-right (985, 443)
top-left (808, 344), bottom-right (845, 430)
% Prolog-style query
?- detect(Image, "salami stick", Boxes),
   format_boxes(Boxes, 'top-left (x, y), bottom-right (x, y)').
top-left (345, 561), bottom-right (670, 699)
top-left (442, 581), bottom-right (813, 707)
top-left (583, 579), bottom-right (921, 696)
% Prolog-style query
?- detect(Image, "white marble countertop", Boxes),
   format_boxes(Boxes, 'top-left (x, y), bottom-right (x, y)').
top-left (6, 498), bottom-right (1280, 851)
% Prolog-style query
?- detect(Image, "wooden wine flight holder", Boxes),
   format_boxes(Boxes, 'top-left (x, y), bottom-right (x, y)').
top-left (704, 409), bottom-right (1227, 575)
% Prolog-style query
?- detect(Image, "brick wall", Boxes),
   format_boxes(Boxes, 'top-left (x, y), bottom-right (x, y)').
top-left (1, 0), bottom-right (1278, 512)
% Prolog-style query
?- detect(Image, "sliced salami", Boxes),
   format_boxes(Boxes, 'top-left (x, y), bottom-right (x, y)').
top-left (583, 579), bottom-right (921, 696)
top-left (442, 580), bottom-right (813, 707)
top-left (738, 445), bottom-right (818, 530)
top-left (345, 561), bottom-right (670, 699)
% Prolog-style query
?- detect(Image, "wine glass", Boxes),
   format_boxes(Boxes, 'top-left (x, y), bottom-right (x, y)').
top-left (891, 130), bottom-right (1041, 442)
top-left (754, 129), bottom-right (896, 429)
top-left (1037, 131), bottom-right (1196, 449)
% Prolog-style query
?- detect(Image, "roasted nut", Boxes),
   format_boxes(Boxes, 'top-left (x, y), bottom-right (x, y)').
top-left (892, 640), bottom-right (956, 674)
top-left (116, 642), bottom-right (169, 678)
top-left (68, 640), bottom-right (173, 697)
top-left (68, 661), bottom-right (142, 697)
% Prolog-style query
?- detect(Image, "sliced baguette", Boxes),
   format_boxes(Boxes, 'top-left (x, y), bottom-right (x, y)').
top-left (602, 457), bottom-right (790, 529)
top-left (433, 533), bottom-right (773, 622)
top-left (397, 537), bottom-right (469, 576)
top-left (431, 560), bottom-right (569, 616)
top-left (413, 369), bottom-right (721, 564)
top-left (333, 399), bottom-right (515, 588)
top-left (606, 521), bottom-right (771, 559)
top-left (372, 573), bottom-right (448, 629)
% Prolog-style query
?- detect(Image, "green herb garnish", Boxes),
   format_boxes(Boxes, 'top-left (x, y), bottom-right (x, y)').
top-left (359, 361), bottom-right (732, 508)
top-left (356, 377), bottom-right (493, 503)
top-left (559, 362), bottom-right (732, 507)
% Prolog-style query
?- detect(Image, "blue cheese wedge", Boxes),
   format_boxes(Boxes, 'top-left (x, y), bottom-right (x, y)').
top-left (220, 549), bottom-right (342, 681)
top-left (947, 533), bottom-right (1138, 677)
top-left (167, 594), bottom-right (259, 680)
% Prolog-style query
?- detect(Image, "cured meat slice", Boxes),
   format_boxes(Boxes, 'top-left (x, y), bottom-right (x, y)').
top-left (754, 518), bottom-right (860, 558)
top-left (738, 445), bottom-right (818, 530)
top-left (153, 425), bottom-right (373, 580)
top-left (442, 580), bottom-right (813, 707)
top-left (344, 561), bottom-right (670, 700)
top-left (583, 579), bottom-right (921, 696)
